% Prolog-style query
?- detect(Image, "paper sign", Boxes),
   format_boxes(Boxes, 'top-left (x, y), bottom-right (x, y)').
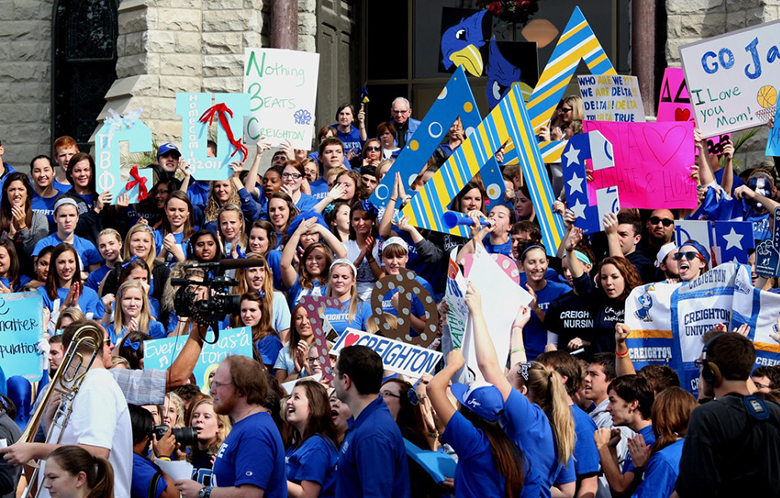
top-left (755, 207), bottom-right (780, 277)
top-left (578, 75), bottom-right (645, 122)
top-left (175, 93), bottom-right (251, 181)
top-left (144, 327), bottom-right (252, 393)
top-left (582, 120), bottom-right (697, 209)
top-left (674, 220), bottom-right (713, 248)
top-left (94, 110), bottom-right (155, 205)
top-left (444, 249), bottom-right (468, 350)
top-left (157, 460), bottom-right (193, 481)
top-left (658, 67), bottom-right (731, 156)
top-left (679, 19), bottom-right (780, 136)
top-left (243, 48), bottom-right (320, 150)
top-left (561, 132), bottom-right (620, 234)
top-left (0, 292), bottom-right (44, 382)
top-left (331, 328), bottom-right (443, 378)
top-left (281, 373), bottom-right (322, 395)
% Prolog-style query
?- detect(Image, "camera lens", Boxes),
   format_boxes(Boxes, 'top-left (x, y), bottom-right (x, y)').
top-left (171, 427), bottom-right (199, 448)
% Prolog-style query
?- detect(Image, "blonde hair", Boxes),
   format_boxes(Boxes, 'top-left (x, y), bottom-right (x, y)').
top-left (163, 263), bottom-right (204, 312)
top-left (234, 253), bottom-right (275, 309)
top-left (187, 396), bottom-right (232, 456)
top-left (123, 224), bottom-right (157, 269)
top-left (165, 392), bottom-right (185, 428)
top-left (114, 280), bottom-right (152, 334)
top-left (98, 228), bottom-right (123, 245)
top-left (205, 181), bottom-right (240, 223)
top-left (217, 204), bottom-right (248, 251)
top-left (326, 261), bottom-right (359, 324)
top-left (526, 361), bottom-right (576, 464)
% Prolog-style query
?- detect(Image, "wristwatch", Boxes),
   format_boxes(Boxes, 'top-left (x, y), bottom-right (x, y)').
top-left (198, 486), bottom-right (212, 498)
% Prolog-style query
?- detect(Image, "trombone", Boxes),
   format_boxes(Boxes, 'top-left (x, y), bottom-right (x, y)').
top-left (18, 325), bottom-right (103, 498)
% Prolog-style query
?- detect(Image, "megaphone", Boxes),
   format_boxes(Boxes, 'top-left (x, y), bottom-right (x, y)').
top-left (442, 211), bottom-right (491, 229)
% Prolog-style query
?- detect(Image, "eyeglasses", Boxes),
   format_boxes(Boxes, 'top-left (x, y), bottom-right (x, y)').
top-left (210, 380), bottom-right (233, 390)
top-left (392, 109), bottom-right (410, 115)
top-left (649, 216), bottom-right (674, 227)
top-left (307, 357), bottom-right (320, 365)
top-left (694, 359), bottom-right (703, 368)
top-left (380, 391), bottom-right (401, 399)
top-left (282, 173), bottom-right (302, 180)
top-left (673, 251), bottom-right (702, 261)
top-left (365, 146), bottom-right (381, 152)
top-left (561, 107), bottom-right (573, 113)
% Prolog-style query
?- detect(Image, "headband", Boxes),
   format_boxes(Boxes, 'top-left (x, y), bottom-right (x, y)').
top-left (573, 250), bottom-right (592, 266)
top-left (681, 239), bottom-right (710, 265)
top-left (520, 244), bottom-right (545, 262)
top-left (54, 197), bottom-right (78, 213)
top-left (330, 258), bottom-right (358, 276)
top-left (382, 236), bottom-right (409, 254)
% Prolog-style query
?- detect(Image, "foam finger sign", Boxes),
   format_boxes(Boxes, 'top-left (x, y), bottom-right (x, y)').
top-left (561, 131), bottom-right (619, 234)
top-left (370, 270), bottom-right (439, 346)
top-left (300, 295), bottom-right (343, 381)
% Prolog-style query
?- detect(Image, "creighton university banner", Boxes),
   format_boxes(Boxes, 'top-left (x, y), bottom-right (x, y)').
top-left (670, 263), bottom-right (754, 396)
top-left (625, 282), bottom-right (677, 371)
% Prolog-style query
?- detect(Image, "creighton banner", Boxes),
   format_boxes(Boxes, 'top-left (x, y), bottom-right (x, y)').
top-left (331, 328), bottom-right (442, 378)
top-left (671, 263), bottom-right (754, 396)
top-left (625, 283), bottom-right (677, 371)
top-left (243, 48), bottom-right (320, 149)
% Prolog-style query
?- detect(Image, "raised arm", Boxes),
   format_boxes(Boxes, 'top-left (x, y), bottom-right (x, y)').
top-left (614, 323), bottom-right (637, 377)
top-left (720, 140), bottom-right (734, 195)
top-left (378, 173), bottom-right (404, 239)
top-left (315, 223), bottom-right (347, 259)
top-left (244, 140), bottom-right (271, 200)
top-left (167, 320), bottom-right (206, 389)
top-left (456, 211), bottom-right (493, 262)
top-left (565, 225), bottom-right (585, 280)
top-left (465, 283), bottom-right (513, 400)
top-left (694, 129), bottom-right (715, 186)
top-left (427, 349), bottom-right (466, 427)
top-left (603, 213), bottom-right (623, 259)
top-left (312, 183), bottom-right (347, 214)
top-left (281, 223), bottom-right (307, 289)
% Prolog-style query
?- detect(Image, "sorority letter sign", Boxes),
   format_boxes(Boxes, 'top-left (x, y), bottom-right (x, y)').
top-left (95, 109), bottom-right (154, 204)
top-left (680, 19), bottom-right (780, 136)
top-left (243, 48), bottom-right (320, 150)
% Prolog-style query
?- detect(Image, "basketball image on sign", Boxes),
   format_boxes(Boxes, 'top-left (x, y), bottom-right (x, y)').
top-left (758, 85), bottom-right (778, 109)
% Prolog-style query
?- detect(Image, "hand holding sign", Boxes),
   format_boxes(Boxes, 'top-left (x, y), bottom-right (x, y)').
top-left (370, 270), bottom-right (439, 346)
top-left (755, 207), bottom-right (780, 277)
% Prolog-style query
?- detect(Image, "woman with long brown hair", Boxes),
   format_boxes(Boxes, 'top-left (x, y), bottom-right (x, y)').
top-left (43, 445), bottom-right (114, 498)
top-left (285, 379), bottom-right (339, 498)
top-left (155, 190), bottom-right (195, 267)
top-left (0, 171), bottom-right (48, 256)
top-left (232, 292), bottom-right (282, 371)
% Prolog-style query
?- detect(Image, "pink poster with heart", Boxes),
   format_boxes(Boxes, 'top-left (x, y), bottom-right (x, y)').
top-left (582, 120), bottom-right (698, 210)
top-left (657, 67), bottom-right (730, 156)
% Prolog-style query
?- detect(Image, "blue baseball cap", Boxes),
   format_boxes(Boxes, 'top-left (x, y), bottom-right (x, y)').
top-left (157, 143), bottom-right (181, 158)
top-left (450, 381), bottom-right (505, 422)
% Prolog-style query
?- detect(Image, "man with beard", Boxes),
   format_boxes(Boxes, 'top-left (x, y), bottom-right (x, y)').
top-left (638, 209), bottom-right (675, 262)
top-left (174, 356), bottom-right (286, 498)
top-left (672, 332), bottom-right (780, 497)
top-left (654, 243), bottom-right (680, 283)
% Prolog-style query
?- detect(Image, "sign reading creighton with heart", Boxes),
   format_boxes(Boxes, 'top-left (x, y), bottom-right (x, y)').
top-left (331, 328), bottom-right (443, 378)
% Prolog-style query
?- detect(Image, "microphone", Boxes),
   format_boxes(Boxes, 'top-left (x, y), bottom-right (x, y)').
top-left (442, 211), bottom-right (491, 229)
top-left (184, 258), bottom-right (266, 270)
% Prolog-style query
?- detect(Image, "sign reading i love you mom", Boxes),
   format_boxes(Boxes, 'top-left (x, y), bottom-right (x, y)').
top-left (331, 328), bottom-right (443, 378)
top-left (582, 120), bottom-right (697, 210)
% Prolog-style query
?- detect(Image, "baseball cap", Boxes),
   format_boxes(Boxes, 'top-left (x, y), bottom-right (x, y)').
top-left (655, 242), bottom-right (676, 268)
top-left (450, 381), bottom-right (505, 422)
top-left (157, 143), bottom-right (181, 158)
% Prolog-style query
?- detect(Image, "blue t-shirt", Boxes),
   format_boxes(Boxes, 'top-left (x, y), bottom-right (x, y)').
top-left (632, 439), bottom-right (684, 498)
top-left (187, 180), bottom-right (210, 209)
top-left (296, 193), bottom-right (319, 213)
top-left (153, 230), bottom-right (188, 267)
top-left (33, 234), bottom-right (102, 268)
top-left (286, 434), bottom-right (338, 498)
top-left (270, 290), bottom-right (291, 332)
top-left (31, 191), bottom-right (62, 233)
top-left (571, 405), bottom-right (600, 477)
top-left (256, 334), bottom-right (284, 367)
top-left (85, 264), bottom-right (112, 292)
top-left (331, 124), bottom-right (364, 156)
top-left (267, 250), bottom-right (283, 292)
top-left (323, 298), bottom-right (372, 336)
top-left (623, 424), bottom-right (656, 474)
top-left (309, 178), bottom-right (329, 200)
top-left (441, 410), bottom-right (509, 498)
top-left (131, 453), bottom-right (167, 498)
top-left (503, 389), bottom-right (570, 498)
top-left (523, 280), bottom-right (570, 360)
top-left (53, 179), bottom-right (70, 193)
top-left (287, 276), bottom-right (326, 306)
top-left (212, 411), bottom-right (286, 497)
top-left (107, 320), bottom-right (166, 345)
top-left (483, 238), bottom-right (513, 257)
top-left (336, 397), bottom-right (410, 498)
top-left (38, 285), bottom-right (104, 319)
top-left (0, 275), bottom-right (30, 292)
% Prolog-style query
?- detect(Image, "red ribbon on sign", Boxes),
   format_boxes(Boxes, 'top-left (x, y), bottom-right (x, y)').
top-left (125, 165), bottom-right (148, 200)
top-left (199, 103), bottom-right (248, 162)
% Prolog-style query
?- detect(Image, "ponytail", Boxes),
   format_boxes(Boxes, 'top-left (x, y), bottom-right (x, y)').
top-left (88, 456), bottom-right (115, 498)
top-left (526, 362), bottom-right (576, 464)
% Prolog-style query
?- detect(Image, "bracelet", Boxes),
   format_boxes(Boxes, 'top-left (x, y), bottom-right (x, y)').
top-left (389, 197), bottom-right (398, 202)
top-left (156, 456), bottom-right (171, 461)
top-left (615, 348), bottom-right (629, 358)
top-left (510, 347), bottom-right (525, 354)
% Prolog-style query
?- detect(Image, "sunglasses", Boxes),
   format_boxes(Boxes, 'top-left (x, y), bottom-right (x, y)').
top-left (561, 107), bottom-right (573, 113)
top-left (673, 251), bottom-right (702, 261)
top-left (365, 146), bottom-right (381, 152)
top-left (649, 216), bottom-right (674, 227)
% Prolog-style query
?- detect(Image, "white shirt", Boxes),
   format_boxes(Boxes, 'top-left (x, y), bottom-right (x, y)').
top-left (343, 240), bottom-right (380, 301)
top-left (41, 369), bottom-right (133, 498)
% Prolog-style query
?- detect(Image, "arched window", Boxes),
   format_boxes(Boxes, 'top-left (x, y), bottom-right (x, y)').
top-left (53, 0), bottom-right (118, 151)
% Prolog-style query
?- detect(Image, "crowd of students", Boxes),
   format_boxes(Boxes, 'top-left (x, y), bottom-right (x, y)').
top-left (0, 94), bottom-right (779, 498)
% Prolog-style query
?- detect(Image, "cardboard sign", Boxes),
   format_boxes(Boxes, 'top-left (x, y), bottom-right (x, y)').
top-left (582, 120), bottom-right (697, 209)
top-left (94, 109), bottom-right (155, 205)
top-left (0, 292), bottom-right (45, 381)
top-left (243, 48), bottom-right (320, 150)
top-left (676, 219), bottom-right (754, 265)
top-left (331, 328), bottom-right (442, 378)
top-left (755, 207), bottom-right (780, 277)
top-left (624, 283), bottom-right (676, 371)
top-left (175, 93), bottom-right (251, 181)
top-left (144, 327), bottom-right (252, 393)
top-left (300, 295), bottom-right (342, 382)
top-left (658, 67), bottom-right (731, 156)
top-left (680, 20), bottom-right (780, 136)
top-left (444, 249), bottom-right (468, 350)
top-left (370, 270), bottom-right (438, 346)
top-left (578, 75), bottom-right (645, 122)
top-left (561, 131), bottom-right (620, 234)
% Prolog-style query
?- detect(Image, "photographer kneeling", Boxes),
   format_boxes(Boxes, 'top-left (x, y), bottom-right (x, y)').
top-left (130, 404), bottom-right (179, 498)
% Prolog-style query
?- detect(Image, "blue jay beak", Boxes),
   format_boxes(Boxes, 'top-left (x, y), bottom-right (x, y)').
top-left (449, 45), bottom-right (484, 77)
